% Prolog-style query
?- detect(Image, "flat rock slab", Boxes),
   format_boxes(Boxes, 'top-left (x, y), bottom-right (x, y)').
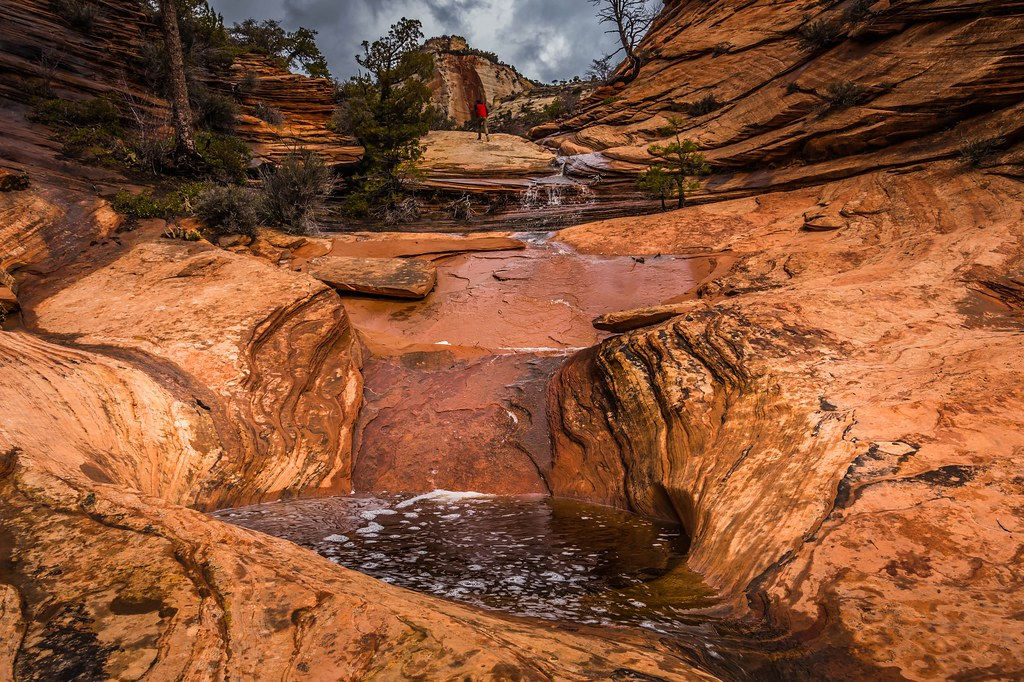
top-left (328, 235), bottom-right (526, 259)
top-left (306, 256), bottom-right (438, 299)
top-left (593, 303), bottom-right (694, 333)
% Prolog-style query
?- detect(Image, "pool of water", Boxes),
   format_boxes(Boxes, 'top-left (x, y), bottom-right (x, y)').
top-left (212, 491), bottom-right (717, 633)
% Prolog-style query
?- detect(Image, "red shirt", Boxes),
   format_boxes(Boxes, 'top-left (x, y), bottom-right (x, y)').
top-left (475, 103), bottom-right (488, 118)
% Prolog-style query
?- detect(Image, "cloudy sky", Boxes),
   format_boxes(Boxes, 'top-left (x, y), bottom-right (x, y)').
top-left (205, 0), bottom-right (629, 83)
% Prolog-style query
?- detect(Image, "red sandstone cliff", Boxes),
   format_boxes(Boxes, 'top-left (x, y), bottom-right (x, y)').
top-left (425, 35), bottom-right (534, 125)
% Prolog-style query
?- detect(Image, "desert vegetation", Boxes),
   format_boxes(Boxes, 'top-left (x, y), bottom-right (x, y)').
top-left (332, 18), bottom-right (435, 222)
top-left (637, 117), bottom-right (710, 209)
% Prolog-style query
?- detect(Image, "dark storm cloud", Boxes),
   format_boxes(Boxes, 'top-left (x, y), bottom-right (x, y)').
top-left (206, 0), bottom-right (622, 82)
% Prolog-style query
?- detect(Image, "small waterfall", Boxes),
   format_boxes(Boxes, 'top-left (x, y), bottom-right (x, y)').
top-left (519, 179), bottom-right (594, 210)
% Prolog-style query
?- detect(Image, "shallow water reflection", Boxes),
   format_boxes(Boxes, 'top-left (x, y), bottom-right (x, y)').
top-left (213, 491), bottom-right (717, 633)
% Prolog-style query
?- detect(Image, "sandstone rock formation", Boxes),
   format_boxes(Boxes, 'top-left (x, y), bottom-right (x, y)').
top-left (0, 109), bottom-right (716, 682)
top-left (305, 255), bottom-right (438, 299)
top-left (539, 0), bottom-right (1024, 197)
top-left (3, 0), bottom-right (1024, 678)
top-left (226, 54), bottom-right (361, 167)
top-left (425, 35), bottom-right (533, 125)
top-left (0, 0), bottom-right (357, 169)
top-left (549, 166), bottom-right (1024, 678)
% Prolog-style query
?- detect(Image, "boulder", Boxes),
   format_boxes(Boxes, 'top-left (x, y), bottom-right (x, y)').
top-left (306, 256), bottom-right (438, 299)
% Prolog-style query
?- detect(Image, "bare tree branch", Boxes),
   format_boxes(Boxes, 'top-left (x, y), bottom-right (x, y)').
top-left (587, 0), bottom-right (656, 81)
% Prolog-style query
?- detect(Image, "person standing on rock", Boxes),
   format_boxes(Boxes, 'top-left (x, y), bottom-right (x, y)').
top-left (475, 99), bottom-right (490, 142)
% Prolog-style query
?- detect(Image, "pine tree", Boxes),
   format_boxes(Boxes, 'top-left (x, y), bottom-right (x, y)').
top-left (641, 117), bottom-right (710, 209)
top-left (334, 18), bottom-right (435, 218)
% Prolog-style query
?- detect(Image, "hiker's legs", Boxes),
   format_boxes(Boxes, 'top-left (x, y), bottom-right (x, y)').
top-left (477, 118), bottom-right (483, 139)
top-left (483, 117), bottom-right (489, 141)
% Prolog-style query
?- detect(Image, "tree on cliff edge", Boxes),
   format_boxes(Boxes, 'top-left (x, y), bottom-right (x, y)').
top-left (333, 18), bottom-right (435, 221)
top-left (159, 0), bottom-right (199, 164)
top-left (639, 117), bottom-right (710, 209)
top-left (589, 0), bottom-right (655, 82)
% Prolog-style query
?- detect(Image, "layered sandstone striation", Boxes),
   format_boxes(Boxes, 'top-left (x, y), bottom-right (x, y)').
top-left (425, 35), bottom-right (533, 125)
top-left (535, 7), bottom-right (1024, 677)
top-left (0, 0), bottom-right (357, 168)
top-left (549, 166), bottom-right (1024, 677)
top-left (540, 0), bottom-right (1024, 195)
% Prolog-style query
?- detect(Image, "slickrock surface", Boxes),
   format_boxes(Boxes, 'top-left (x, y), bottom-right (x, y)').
top-left (305, 255), bottom-right (439, 299)
top-left (341, 241), bottom-right (711, 498)
top-left (425, 35), bottom-right (533, 125)
top-left (327, 233), bottom-right (526, 258)
top-left (0, 157), bottom-right (715, 682)
top-left (0, 384), bottom-right (716, 681)
top-left (549, 166), bottom-right (1024, 678)
top-left (353, 352), bottom-right (560, 495)
top-left (20, 237), bottom-right (364, 510)
top-left (0, 286), bottom-right (17, 315)
top-left (541, 0), bottom-right (1024, 197)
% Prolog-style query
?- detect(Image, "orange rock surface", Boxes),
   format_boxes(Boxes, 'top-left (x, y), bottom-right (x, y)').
top-left (2, 0), bottom-right (1024, 677)
top-left (549, 167), bottom-right (1024, 677)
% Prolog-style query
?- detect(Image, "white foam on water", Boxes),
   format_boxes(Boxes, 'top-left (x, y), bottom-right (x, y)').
top-left (323, 534), bottom-right (349, 543)
top-left (394, 490), bottom-right (494, 509)
top-left (359, 509), bottom-right (397, 521)
top-left (356, 521), bottom-right (384, 535)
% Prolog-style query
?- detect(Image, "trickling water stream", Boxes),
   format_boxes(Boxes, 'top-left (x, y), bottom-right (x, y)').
top-left (213, 492), bottom-right (718, 634)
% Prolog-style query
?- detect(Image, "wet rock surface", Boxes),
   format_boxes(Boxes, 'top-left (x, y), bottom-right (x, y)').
top-left (550, 168), bottom-right (1024, 678)
top-left (213, 492), bottom-right (716, 633)
top-left (1, 0), bottom-right (1023, 678)
top-left (305, 255), bottom-right (439, 299)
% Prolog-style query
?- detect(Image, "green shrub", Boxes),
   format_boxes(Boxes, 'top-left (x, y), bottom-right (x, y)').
top-left (196, 132), bottom-right (251, 182)
top-left (686, 94), bottom-right (720, 117)
top-left (195, 185), bottom-right (260, 236)
top-left (191, 84), bottom-right (238, 132)
top-left (29, 96), bottom-right (124, 164)
top-left (237, 71), bottom-right (260, 96)
top-left (799, 18), bottom-right (843, 50)
top-left (260, 148), bottom-right (333, 234)
top-left (822, 81), bottom-right (868, 110)
top-left (957, 136), bottom-right (1004, 167)
top-left (52, 0), bottom-right (100, 33)
top-left (160, 226), bottom-right (203, 241)
top-left (0, 172), bottom-right (30, 192)
top-left (111, 182), bottom-right (211, 219)
top-left (30, 96), bottom-right (119, 128)
top-left (112, 190), bottom-right (170, 219)
top-left (843, 0), bottom-right (873, 22)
